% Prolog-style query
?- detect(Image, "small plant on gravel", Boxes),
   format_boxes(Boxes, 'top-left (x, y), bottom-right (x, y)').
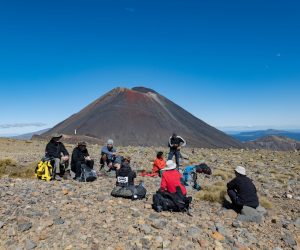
top-left (259, 196), bottom-right (273, 209)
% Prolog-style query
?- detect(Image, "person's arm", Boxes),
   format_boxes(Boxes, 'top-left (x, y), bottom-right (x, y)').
top-left (168, 137), bottom-right (173, 147)
top-left (178, 136), bottom-right (186, 147)
top-left (227, 178), bottom-right (237, 190)
top-left (160, 173), bottom-right (167, 191)
top-left (101, 146), bottom-right (114, 156)
top-left (60, 143), bottom-right (69, 156)
top-left (45, 142), bottom-right (51, 155)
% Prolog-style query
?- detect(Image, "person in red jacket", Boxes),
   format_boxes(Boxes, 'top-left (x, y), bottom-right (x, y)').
top-left (160, 160), bottom-right (187, 196)
top-left (152, 151), bottom-right (166, 176)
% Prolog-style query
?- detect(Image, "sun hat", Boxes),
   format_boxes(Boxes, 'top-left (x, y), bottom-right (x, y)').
top-left (78, 141), bottom-right (87, 146)
top-left (163, 160), bottom-right (177, 171)
top-left (51, 133), bottom-right (63, 139)
top-left (235, 166), bottom-right (246, 175)
top-left (107, 139), bottom-right (114, 145)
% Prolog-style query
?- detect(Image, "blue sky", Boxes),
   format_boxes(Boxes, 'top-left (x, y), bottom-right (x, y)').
top-left (0, 0), bottom-right (299, 135)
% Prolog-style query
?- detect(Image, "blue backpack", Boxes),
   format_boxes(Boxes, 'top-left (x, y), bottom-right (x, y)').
top-left (182, 166), bottom-right (201, 191)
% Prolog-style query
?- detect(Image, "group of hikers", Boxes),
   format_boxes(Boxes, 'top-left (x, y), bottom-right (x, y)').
top-left (43, 132), bottom-right (259, 213)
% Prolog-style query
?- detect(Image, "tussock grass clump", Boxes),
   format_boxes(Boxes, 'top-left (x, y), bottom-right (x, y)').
top-left (0, 158), bottom-right (17, 176)
top-left (0, 159), bottom-right (35, 179)
top-left (0, 158), bottom-right (17, 167)
top-left (195, 181), bottom-right (227, 203)
top-left (212, 170), bottom-right (228, 180)
top-left (259, 196), bottom-right (273, 209)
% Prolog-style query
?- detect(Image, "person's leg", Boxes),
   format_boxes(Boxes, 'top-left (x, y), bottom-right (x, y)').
top-left (53, 158), bottom-right (62, 180)
top-left (174, 150), bottom-right (180, 167)
top-left (54, 158), bottom-right (61, 174)
top-left (75, 162), bottom-right (82, 178)
top-left (227, 189), bottom-right (243, 212)
top-left (100, 154), bottom-right (107, 169)
top-left (168, 150), bottom-right (175, 161)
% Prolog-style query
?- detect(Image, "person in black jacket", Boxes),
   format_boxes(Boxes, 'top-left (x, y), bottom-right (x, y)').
top-left (71, 141), bottom-right (94, 180)
top-left (227, 166), bottom-right (259, 212)
top-left (45, 134), bottom-right (69, 180)
top-left (167, 133), bottom-right (186, 167)
top-left (115, 157), bottom-right (136, 187)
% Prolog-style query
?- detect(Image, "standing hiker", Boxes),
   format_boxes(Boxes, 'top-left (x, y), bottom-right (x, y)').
top-left (168, 133), bottom-right (186, 167)
top-left (45, 133), bottom-right (69, 181)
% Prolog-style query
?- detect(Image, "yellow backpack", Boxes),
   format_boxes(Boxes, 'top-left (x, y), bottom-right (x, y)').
top-left (35, 157), bottom-right (54, 181)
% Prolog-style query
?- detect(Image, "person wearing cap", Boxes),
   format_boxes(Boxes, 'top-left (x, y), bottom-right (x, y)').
top-left (160, 160), bottom-right (187, 195)
top-left (227, 166), bottom-right (259, 211)
top-left (168, 133), bottom-right (186, 167)
top-left (71, 141), bottom-right (94, 180)
top-left (100, 139), bottom-right (117, 170)
top-left (45, 134), bottom-right (69, 181)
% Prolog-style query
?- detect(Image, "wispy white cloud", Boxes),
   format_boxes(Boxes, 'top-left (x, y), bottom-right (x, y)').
top-left (0, 122), bottom-right (47, 129)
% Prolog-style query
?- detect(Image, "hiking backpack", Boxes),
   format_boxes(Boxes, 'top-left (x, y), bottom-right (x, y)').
top-left (80, 164), bottom-right (97, 182)
top-left (111, 183), bottom-right (147, 200)
top-left (152, 186), bottom-right (192, 212)
top-left (35, 157), bottom-right (54, 181)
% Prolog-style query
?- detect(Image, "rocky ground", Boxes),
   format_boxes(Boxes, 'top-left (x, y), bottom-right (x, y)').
top-left (0, 138), bottom-right (300, 249)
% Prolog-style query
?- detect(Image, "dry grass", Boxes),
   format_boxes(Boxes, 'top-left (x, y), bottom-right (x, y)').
top-left (195, 181), bottom-right (227, 203)
top-left (259, 196), bottom-right (273, 209)
top-left (212, 169), bottom-right (228, 180)
top-left (0, 158), bottom-right (35, 178)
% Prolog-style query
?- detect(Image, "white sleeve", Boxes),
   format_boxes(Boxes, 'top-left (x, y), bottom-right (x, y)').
top-left (178, 136), bottom-right (186, 147)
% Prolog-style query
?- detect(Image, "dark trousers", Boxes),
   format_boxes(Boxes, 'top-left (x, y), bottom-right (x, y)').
top-left (75, 160), bottom-right (94, 178)
top-left (168, 149), bottom-right (180, 167)
top-left (100, 154), bottom-right (112, 168)
top-left (227, 189), bottom-right (243, 211)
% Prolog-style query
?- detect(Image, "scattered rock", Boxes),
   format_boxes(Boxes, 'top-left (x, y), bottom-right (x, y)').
top-left (187, 226), bottom-right (201, 239)
top-left (17, 218), bottom-right (32, 232)
top-left (212, 232), bottom-right (225, 241)
top-left (25, 239), bottom-right (37, 250)
top-left (151, 219), bottom-right (167, 230)
top-left (294, 217), bottom-right (300, 228)
top-left (237, 206), bottom-right (263, 223)
top-left (282, 233), bottom-right (297, 247)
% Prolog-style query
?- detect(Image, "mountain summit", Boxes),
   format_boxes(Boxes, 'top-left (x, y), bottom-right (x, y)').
top-left (43, 87), bottom-right (242, 148)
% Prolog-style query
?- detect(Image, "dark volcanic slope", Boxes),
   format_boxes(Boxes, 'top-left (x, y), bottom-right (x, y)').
top-left (43, 87), bottom-right (242, 148)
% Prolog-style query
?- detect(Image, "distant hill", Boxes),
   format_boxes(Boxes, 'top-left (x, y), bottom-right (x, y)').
top-left (244, 135), bottom-right (300, 151)
top-left (231, 129), bottom-right (300, 142)
top-left (12, 128), bottom-right (50, 140)
top-left (41, 87), bottom-right (242, 148)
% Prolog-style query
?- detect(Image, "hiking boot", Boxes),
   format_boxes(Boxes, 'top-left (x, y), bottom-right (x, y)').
top-left (74, 177), bottom-right (82, 182)
top-left (63, 171), bottom-right (72, 180)
top-left (54, 175), bottom-right (62, 181)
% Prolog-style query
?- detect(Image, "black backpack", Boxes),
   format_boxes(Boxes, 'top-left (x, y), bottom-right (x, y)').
top-left (80, 164), bottom-right (97, 182)
top-left (152, 186), bottom-right (192, 212)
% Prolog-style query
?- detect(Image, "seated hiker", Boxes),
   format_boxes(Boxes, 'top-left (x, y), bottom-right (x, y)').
top-left (111, 156), bottom-right (146, 200)
top-left (140, 151), bottom-right (166, 177)
top-left (226, 166), bottom-right (259, 212)
top-left (152, 151), bottom-right (166, 176)
top-left (182, 161), bottom-right (212, 190)
top-left (45, 133), bottom-right (69, 181)
top-left (152, 160), bottom-right (192, 213)
top-left (71, 141), bottom-right (94, 181)
top-left (100, 139), bottom-right (117, 170)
